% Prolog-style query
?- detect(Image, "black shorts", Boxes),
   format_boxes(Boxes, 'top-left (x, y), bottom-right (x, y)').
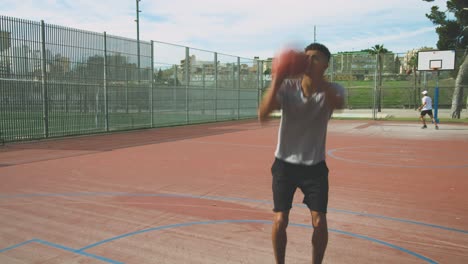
top-left (421, 110), bottom-right (433, 117)
top-left (271, 158), bottom-right (329, 213)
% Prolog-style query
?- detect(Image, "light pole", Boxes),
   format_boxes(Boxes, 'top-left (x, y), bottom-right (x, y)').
top-left (135, 0), bottom-right (141, 82)
top-left (314, 25), bottom-right (316, 42)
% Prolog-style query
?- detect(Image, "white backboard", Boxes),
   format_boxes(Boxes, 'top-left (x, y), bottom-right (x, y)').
top-left (417, 50), bottom-right (455, 71)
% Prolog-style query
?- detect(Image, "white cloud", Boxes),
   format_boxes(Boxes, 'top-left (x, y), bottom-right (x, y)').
top-left (1, 0), bottom-right (448, 59)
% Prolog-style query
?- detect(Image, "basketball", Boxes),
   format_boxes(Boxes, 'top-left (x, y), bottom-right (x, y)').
top-left (272, 49), bottom-right (309, 77)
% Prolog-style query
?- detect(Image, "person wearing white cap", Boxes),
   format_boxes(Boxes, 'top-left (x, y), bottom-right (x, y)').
top-left (417, 90), bottom-right (438, 129)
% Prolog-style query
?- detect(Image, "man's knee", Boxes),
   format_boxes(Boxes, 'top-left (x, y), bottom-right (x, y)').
top-left (273, 212), bottom-right (289, 230)
top-left (311, 211), bottom-right (328, 230)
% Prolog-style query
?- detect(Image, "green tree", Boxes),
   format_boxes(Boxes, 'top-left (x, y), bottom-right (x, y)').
top-left (423, 0), bottom-right (468, 118)
top-left (407, 54), bottom-right (419, 107)
top-left (366, 44), bottom-right (389, 112)
top-left (154, 68), bottom-right (163, 83)
top-left (394, 56), bottom-right (401, 73)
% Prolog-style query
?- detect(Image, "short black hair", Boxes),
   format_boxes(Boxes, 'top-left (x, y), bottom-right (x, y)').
top-left (305, 43), bottom-right (331, 62)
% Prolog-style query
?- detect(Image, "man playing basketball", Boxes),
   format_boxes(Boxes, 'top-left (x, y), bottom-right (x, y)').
top-left (418, 90), bottom-right (439, 130)
top-left (258, 43), bottom-right (345, 264)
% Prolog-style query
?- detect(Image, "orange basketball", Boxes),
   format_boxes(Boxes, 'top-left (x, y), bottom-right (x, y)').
top-left (272, 49), bottom-right (308, 77)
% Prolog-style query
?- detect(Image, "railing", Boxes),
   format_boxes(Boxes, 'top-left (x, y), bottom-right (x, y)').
top-left (0, 15), bottom-right (261, 142)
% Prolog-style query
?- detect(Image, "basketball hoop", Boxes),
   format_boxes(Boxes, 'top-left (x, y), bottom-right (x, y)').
top-left (417, 50), bottom-right (455, 125)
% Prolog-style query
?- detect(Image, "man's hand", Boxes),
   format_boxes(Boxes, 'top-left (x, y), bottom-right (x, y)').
top-left (324, 84), bottom-right (344, 111)
top-left (272, 49), bottom-right (308, 78)
top-left (258, 77), bottom-right (282, 122)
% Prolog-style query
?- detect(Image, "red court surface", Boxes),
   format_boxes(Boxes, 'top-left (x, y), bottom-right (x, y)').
top-left (1, 119), bottom-right (467, 263)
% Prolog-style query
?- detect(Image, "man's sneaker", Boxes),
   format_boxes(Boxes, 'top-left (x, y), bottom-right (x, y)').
top-left (435, 125), bottom-right (439, 130)
top-left (421, 125), bottom-right (427, 129)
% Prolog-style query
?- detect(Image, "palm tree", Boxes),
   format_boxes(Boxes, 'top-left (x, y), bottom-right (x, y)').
top-left (407, 54), bottom-right (419, 109)
top-left (367, 44), bottom-right (389, 112)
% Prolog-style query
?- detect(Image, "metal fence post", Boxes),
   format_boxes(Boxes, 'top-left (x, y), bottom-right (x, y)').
top-left (103, 31), bottom-right (109, 131)
top-left (185, 47), bottom-right (189, 123)
top-left (125, 68), bottom-right (129, 113)
top-left (257, 60), bottom-right (265, 108)
top-left (174, 64), bottom-right (177, 110)
top-left (150, 40), bottom-right (154, 127)
top-left (40, 20), bottom-right (49, 138)
top-left (202, 65), bottom-right (205, 115)
top-left (257, 60), bottom-right (263, 109)
top-left (237, 56), bottom-right (241, 119)
top-left (373, 54), bottom-right (378, 120)
top-left (214, 52), bottom-right (218, 121)
top-left (231, 61), bottom-right (235, 117)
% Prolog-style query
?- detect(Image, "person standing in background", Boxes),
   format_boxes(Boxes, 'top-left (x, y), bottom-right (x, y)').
top-left (418, 90), bottom-right (439, 130)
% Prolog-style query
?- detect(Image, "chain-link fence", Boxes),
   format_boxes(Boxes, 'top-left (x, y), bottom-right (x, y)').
top-left (0, 15), bottom-right (260, 142)
top-left (1, 15), bottom-right (466, 143)
top-left (261, 50), bottom-right (467, 114)
top-left (330, 51), bottom-right (466, 110)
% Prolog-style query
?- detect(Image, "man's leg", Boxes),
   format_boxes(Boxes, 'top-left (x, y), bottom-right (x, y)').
top-left (311, 211), bottom-right (328, 264)
top-left (272, 210), bottom-right (290, 264)
top-left (428, 113), bottom-right (439, 129)
top-left (420, 114), bottom-right (427, 128)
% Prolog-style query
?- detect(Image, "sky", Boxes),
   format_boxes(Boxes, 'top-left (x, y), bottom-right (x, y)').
top-left (1, 0), bottom-right (448, 59)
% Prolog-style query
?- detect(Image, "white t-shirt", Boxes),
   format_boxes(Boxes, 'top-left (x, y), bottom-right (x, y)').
top-left (275, 79), bottom-right (345, 165)
top-left (422, 96), bottom-right (432, 110)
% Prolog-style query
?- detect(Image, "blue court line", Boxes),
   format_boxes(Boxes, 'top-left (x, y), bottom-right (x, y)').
top-left (0, 239), bottom-right (36, 253)
top-left (0, 239), bottom-right (122, 264)
top-left (327, 208), bottom-right (468, 234)
top-left (78, 219), bottom-right (438, 264)
top-left (296, 223), bottom-right (438, 264)
top-left (327, 146), bottom-right (468, 168)
top-left (1, 192), bottom-right (466, 234)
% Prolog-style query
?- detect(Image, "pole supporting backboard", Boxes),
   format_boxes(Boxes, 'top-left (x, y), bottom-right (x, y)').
top-left (434, 89), bottom-right (440, 123)
top-left (432, 67), bottom-right (440, 124)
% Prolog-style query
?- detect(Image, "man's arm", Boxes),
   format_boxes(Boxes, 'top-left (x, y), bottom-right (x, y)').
top-left (258, 76), bottom-right (284, 122)
top-left (324, 84), bottom-right (345, 111)
top-left (418, 99), bottom-right (427, 111)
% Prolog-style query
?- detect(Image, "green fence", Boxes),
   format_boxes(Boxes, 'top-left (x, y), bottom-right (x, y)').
top-left (329, 51), bottom-right (466, 110)
top-left (1, 14), bottom-right (466, 143)
top-left (0, 15), bottom-right (260, 142)
top-left (261, 50), bottom-right (467, 110)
